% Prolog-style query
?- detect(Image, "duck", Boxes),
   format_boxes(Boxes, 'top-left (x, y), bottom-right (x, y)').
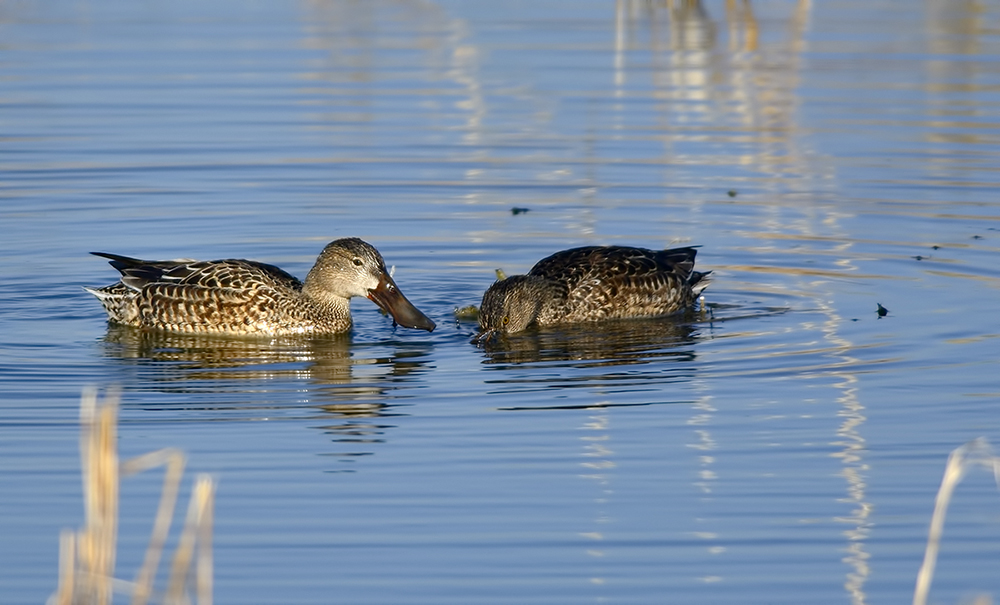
top-left (86, 238), bottom-right (436, 336)
top-left (477, 244), bottom-right (709, 340)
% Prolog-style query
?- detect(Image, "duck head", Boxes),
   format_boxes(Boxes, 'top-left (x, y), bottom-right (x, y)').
top-left (306, 238), bottom-right (436, 332)
top-left (475, 275), bottom-right (547, 342)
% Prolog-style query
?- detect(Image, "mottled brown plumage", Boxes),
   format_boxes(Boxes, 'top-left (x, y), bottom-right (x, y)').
top-left (86, 238), bottom-right (436, 336)
top-left (477, 245), bottom-right (710, 339)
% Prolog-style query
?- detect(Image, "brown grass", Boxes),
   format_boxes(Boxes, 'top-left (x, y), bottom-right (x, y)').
top-left (49, 388), bottom-right (215, 605)
top-left (913, 438), bottom-right (1000, 605)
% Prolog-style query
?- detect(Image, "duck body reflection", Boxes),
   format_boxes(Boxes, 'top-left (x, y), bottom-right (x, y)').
top-left (100, 323), bottom-right (356, 382)
top-left (99, 323), bottom-right (433, 408)
top-left (480, 315), bottom-right (701, 367)
top-left (86, 238), bottom-right (436, 336)
top-left (98, 324), bottom-right (435, 470)
top-left (477, 245), bottom-right (710, 341)
top-left (476, 317), bottom-right (706, 407)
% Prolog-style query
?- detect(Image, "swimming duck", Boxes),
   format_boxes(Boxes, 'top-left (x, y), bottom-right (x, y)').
top-left (477, 245), bottom-right (709, 339)
top-left (86, 238), bottom-right (436, 336)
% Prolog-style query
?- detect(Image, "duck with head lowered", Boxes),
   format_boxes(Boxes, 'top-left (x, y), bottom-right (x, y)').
top-left (476, 244), bottom-right (710, 341)
top-left (86, 238), bottom-right (436, 336)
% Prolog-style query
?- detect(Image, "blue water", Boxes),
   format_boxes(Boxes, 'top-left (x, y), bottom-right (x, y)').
top-left (3, 0), bottom-right (1000, 603)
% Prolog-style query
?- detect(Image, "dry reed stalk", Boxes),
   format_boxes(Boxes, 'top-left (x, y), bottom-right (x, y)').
top-left (77, 386), bottom-right (119, 605)
top-left (913, 438), bottom-right (1000, 605)
top-left (165, 476), bottom-right (215, 605)
top-left (122, 448), bottom-right (186, 605)
top-left (49, 389), bottom-right (216, 605)
top-left (195, 477), bottom-right (214, 605)
top-left (54, 530), bottom-right (76, 605)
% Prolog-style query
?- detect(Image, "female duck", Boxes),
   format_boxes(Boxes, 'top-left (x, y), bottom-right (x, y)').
top-left (86, 238), bottom-right (436, 336)
top-left (477, 244), bottom-right (709, 339)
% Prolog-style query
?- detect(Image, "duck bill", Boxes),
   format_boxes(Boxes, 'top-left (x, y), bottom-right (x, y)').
top-left (473, 328), bottom-right (498, 346)
top-left (367, 273), bottom-right (436, 332)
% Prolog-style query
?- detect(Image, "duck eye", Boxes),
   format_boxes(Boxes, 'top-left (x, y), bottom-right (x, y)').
top-left (502, 316), bottom-right (509, 326)
top-left (352, 258), bottom-right (363, 267)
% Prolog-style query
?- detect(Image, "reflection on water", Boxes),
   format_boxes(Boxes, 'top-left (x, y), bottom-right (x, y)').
top-left (477, 316), bottom-right (702, 403)
top-left (101, 324), bottom-right (353, 373)
top-left (4, 0), bottom-right (1000, 603)
top-left (473, 302), bottom-right (806, 405)
top-left (100, 324), bottom-right (354, 382)
top-left (480, 314), bottom-right (700, 367)
top-left (315, 415), bottom-right (398, 472)
top-left (476, 302), bottom-right (791, 364)
top-left (612, 0), bottom-right (820, 197)
top-left (820, 297), bottom-right (873, 605)
top-left (576, 410), bottom-right (616, 587)
top-left (97, 325), bottom-right (432, 468)
top-left (98, 324), bottom-right (432, 408)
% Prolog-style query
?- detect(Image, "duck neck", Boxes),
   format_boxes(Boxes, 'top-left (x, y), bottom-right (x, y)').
top-left (301, 276), bottom-right (353, 321)
top-left (505, 275), bottom-right (559, 328)
top-left (520, 275), bottom-right (562, 324)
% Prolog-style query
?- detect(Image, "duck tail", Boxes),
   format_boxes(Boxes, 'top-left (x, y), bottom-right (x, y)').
top-left (83, 283), bottom-right (138, 324)
top-left (83, 285), bottom-right (108, 302)
top-left (689, 270), bottom-right (711, 297)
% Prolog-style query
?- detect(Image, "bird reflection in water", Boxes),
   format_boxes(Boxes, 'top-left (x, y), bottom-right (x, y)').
top-left (474, 314), bottom-right (707, 407)
top-left (101, 323), bottom-right (354, 380)
top-left (98, 324), bottom-right (431, 410)
top-left (478, 314), bottom-right (703, 367)
top-left (99, 325), bottom-right (434, 469)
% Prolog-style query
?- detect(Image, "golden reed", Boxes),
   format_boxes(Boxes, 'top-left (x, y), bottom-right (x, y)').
top-left (50, 388), bottom-right (215, 605)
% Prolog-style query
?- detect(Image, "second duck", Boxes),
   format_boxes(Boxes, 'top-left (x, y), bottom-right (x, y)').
top-left (477, 244), bottom-right (710, 339)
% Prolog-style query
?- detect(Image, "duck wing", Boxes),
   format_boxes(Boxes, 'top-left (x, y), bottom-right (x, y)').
top-left (529, 245), bottom-right (701, 286)
top-left (91, 252), bottom-right (303, 292)
top-left (529, 245), bottom-right (708, 320)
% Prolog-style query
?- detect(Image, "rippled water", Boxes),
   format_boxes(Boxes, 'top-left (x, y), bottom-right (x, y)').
top-left (3, 0), bottom-right (1000, 603)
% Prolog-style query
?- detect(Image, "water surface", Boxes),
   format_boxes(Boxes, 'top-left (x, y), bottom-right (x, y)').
top-left (3, 1), bottom-right (1000, 604)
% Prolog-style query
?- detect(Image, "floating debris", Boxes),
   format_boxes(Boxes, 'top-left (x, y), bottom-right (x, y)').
top-left (495, 268), bottom-right (507, 281)
top-left (877, 302), bottom-right (889, 318)
top-left (511, 207), bottom-right (530, 215)
top-left (931, 245), bottom-right (940, 250)
top-left (914, 255), bottom-right (924, 261)
top-left (727, 190), bottom-right (738, 198)
top-left (453, 305), bottom-right (479, 320)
